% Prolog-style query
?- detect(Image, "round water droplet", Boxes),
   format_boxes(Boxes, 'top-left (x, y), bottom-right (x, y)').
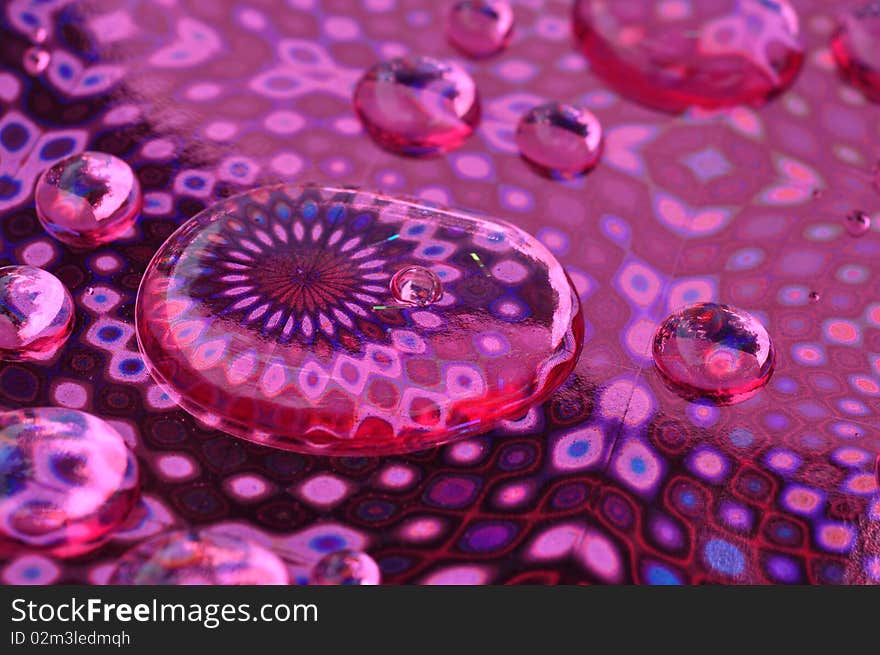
top-left (0, 265), bottom-right (74, 361)
top-left (572, 0), bottom-right (804, 112)
top-left (109, 530), bottom-right (289, 585)
top-left (23, 47), bottom-right (50, 75)
top-left (832, 3), bottom-right (880, 103)
top-left (808, 291), bottom-right (820, 303)
top-left (353, 56), bottom-right (480, 156)
top-left (515, 102), bottom-right (603, 179)
top-left (844, 210), bottom-right (871, 237)
top-left (136, 184), bottom-right (583, 456)
top-left (310, 549), bottom-right (380, 585)
top-left (446, 0), bottom-right (515, 59)
top-left (35, 151), bottom-right (142, 249)
top-left (390, 265), bottom-right (443, 307)
top-left (652, 302), bottom-right (774, 405)
top-left (0, 407), bottom-right (139, 558)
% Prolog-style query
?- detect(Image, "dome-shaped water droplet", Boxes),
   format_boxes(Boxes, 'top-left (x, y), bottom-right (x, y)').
top-left (109, 530), bottom-right (289, 585)
top-left (844, 210), bottom-right (871, 237)
top-left (572, 0), bottom-right (804, 112)
top-left (136, 184), bottom-right (583, 456)
top-left (0, 407), bottom-right (139, 558)
top-left (652, 302), bottom-right (774, 405)
top-left (35, 151), bottom-right (142, 249)
top-left (515, 102), bottom-right (603, 179)
top-left (390, 265), bottom-right (443, 306)
top-left (23, 47), bottom-right (50, 75)
top-left (353, 56), bottom-right (480, 156)
top-left (0, 265), bottom-right (74, 361)
top-left (808, 291), bottom-right (820, 303)
top-left (832, 3), bottom-right (880, 103)
top-left (446, 0), bottom-right (515, 59)
top-left (310, 549), bottom-right (380, 585)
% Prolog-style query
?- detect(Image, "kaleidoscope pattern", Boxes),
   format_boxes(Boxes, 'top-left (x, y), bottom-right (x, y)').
top-left (0, 0), bottom-right (878, 584)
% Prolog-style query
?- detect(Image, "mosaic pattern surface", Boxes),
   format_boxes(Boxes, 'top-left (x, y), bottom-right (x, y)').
top-left (0, 0), bottom-right (879, 584)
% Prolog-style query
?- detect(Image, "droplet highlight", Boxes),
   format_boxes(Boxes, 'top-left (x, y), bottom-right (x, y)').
top-left (844, 210), bottom-right (871, 237)
top-left (390, 265), bottom-right (443, 307)
top-left (35, 151), bottom-right (142, 249)
top-left (0, 407), bottom-right (139, 558)
top-left (109, 530), bottom-right (289, 585)
top-left (515, 102), bottom-right (603, 179)
top-left (831, 2), bottom-right (880, 103)
top-left (22, 47), bottom-right (50, 75)
top-left (353, 56), bottom-right (480, 156)
top-left (808, 291), bottom-right (820, 304)
top-left (0, 265), bottom-right (74, 361)
top-left (653, 302), bottom-right (774, 405)
top-left (572, 0), bottom-right (804, 112)
top-left (446, 0), bottom-right (515, 59)
top-left (310, 549), bottom-right (380, 585)
top-left (136, 184), bottom-right (583, 456)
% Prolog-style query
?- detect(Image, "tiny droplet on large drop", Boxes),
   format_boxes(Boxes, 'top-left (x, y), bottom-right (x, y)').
top-left (353, 56), bottom-right (480, 156)
top-left (35, 151), bottom-right (142, 249)
top-left (652, 302), bottom-right (774, 405)
top-left (0, 265), bottom-right (74, 361)
top-left (390, 265), bottom-right (443, 307)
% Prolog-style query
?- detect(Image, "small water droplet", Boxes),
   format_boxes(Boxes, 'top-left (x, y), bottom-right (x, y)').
top-left (109, 530), bottom-right (289, 584)
top-left (0, 407), bottom-right (139, 557)
top-left (573, 0), bottom-right (804, 112)
top-left (808, 291), bottom-right (820, 303)
top-left (832, 3), bottom-right (880, 103)
top-left (515, 102), bottom-right (603, 179)
top-left (653, 302), bottom-right (775, 405)
top-left (446, 0), bottom-right (514, 59)
top-left (310, 549), bottom-right (381, 585)
top-left (35, 151), bottom-right (142, 248)
top-left (844, 210), bottom-right (871, 237)
top-left (390, 265), bottom-right (443, 307)
top-left (0, 265), bottom-right (74, 361)
top-left (353, 56), bottom-right (480, 156)
top-left (85, 286), bottom-right (95, 295)
top-left (22, 47), bottom-right (50, 75)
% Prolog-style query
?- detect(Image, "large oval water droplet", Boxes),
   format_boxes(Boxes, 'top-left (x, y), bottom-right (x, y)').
top-left (0, 407), bottom-right (139, 558)
top-left (136, 185), bottom-right (583, 456)
top-left (832, 3), bottom-right (880, 103)
top-left (108, 530), bottom-right (289, 585)
top-left (310, 549), bottom-right (380, 585)
top-left (572, 0), bottom-right (804, 113)
top-left (446, 0), bottom-right (515, 59)
top-left (353, 56), bottom-right (480, 156)
top-left (35, 151), bottom-right (142, 249)
top-left (0, 265), bottom-right (74, 361)
top-left (515, 102), bottom-right (603, 179)
top-left (652, 302), bottom-right (774, 405)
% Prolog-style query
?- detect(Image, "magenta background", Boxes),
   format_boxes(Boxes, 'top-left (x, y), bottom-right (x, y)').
top-left (0, 0), bottom-right (878, 584)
